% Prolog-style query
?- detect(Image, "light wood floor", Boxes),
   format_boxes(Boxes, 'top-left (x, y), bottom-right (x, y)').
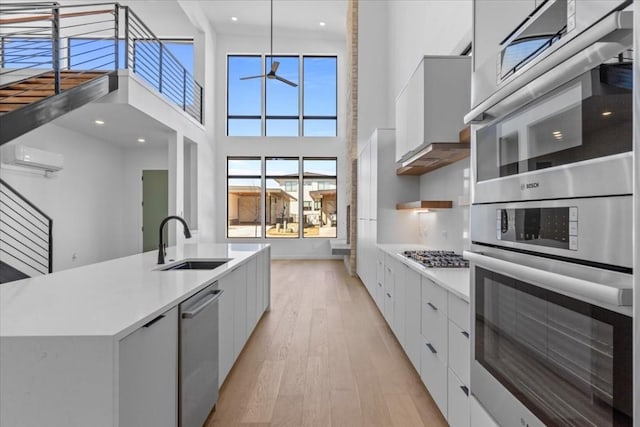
top-left (206, 260), bottom-right (448, 427)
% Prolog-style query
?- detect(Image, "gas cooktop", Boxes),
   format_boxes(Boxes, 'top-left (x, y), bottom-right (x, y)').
top-left (402, 250), bottom-right (469, 268)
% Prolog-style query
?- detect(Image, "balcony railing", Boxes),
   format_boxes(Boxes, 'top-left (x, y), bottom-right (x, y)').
top-left (0, 2), bottom-right (203, 123)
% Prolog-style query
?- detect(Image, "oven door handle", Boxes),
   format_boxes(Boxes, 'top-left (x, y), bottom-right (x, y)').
top-left (463, 251), bottom-right (631, 307)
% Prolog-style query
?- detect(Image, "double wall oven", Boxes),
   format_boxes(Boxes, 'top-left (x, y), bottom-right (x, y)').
top-left (465, 2), bottom-right (634, 426)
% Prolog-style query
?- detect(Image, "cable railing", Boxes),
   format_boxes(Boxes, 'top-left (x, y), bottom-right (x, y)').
top-left (0, 178), bottom-right (52, 278)
top-left (0, 2), bottom-right (202, 123)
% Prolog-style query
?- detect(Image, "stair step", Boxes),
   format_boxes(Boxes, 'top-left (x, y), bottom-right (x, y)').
top-left (0, 96), bottom-right (47, 104)
top-left (0, 104), bottom-right (30, 113)
top-left (0, 90), bottom-right (55, 97)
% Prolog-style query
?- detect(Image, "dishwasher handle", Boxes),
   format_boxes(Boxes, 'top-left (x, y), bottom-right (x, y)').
top-left (182, 289), bottom-right (223, 319)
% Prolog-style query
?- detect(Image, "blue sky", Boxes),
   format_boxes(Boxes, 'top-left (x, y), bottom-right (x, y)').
top-left (228, 55), bottom-right (337, 137)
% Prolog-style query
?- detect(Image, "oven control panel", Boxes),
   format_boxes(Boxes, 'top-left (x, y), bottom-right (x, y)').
top-left (497, 207), bottom-right (578, 251)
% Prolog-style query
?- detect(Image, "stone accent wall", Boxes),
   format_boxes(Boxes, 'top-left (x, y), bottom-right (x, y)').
top-left (346, 0), bottom-right (358, 276)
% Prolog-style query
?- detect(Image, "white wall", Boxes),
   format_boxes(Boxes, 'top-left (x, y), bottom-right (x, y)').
top-left (121, 146), bottom-right (169, 256)
top-left (0, 124), bottom-right (125, 271)
top-left (357, 0), bottom-right (473, 253)
top-left (417, 160), bottom-right (470, 252)
top-left (387, 0), bottom-right (472, 123)
top-left (358, 1), bottom-right (391, 154)
top-left (212, 32), bottom-right (347, 259)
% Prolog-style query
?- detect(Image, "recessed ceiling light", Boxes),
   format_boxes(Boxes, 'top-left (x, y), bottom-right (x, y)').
top-left (552, 130), bottom-right (561, 135)
top-left (137, 138), bottom-right (146, 143)
top-left (94, 119), bottom-right (105, 125)
top-left (231, 16), bottom-right (238, 22)
top-left (319, 21), bottom-right (326, 27)
top-left (602, 111), bottom-right (612, 116)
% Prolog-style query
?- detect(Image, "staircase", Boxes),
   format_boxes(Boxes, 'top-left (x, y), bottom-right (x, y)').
top-left (0, 178), bottom-right (52, 284)
top-left (0, 2), bottom-right (203, 146)
top-left (0, 70), bottom-right (117, 144)
top-left (0, 70), bottom-right (108, 113)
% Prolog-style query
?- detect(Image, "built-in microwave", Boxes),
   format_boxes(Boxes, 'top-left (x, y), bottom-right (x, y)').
top-left (473, 62), bottom-right (632, 203)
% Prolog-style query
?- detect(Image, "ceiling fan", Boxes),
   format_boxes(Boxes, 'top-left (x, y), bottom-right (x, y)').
top-left (239, 0), bottom-right (298, 87)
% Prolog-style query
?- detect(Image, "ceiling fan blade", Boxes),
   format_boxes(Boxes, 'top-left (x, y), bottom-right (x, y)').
top-left (275, 75), bottom-right (298, 87)
top-left (271, 61), bottom-right (280, 73)
top-left (240, 74), bottom-right (266, 80)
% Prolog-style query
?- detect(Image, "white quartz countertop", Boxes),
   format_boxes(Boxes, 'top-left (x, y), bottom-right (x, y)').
top-left (0, 243), bottom-right (269, 339)
top-left (377, 244), bottom-right (470, 302)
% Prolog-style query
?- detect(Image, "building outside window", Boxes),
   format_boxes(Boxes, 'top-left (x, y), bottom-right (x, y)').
top-left (226, 157), bottom-right (337, 239)
top-left (227, 157), bottom-right (262, 238)
top-left (227, 55), bottom-right (337, 137)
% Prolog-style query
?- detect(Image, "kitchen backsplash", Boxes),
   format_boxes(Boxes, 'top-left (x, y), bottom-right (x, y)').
top-left (417, 159), bottom-right (470, 253)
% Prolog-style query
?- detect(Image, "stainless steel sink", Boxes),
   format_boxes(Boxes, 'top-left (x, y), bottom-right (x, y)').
top-left (158, 259), bottom-right (231, 271)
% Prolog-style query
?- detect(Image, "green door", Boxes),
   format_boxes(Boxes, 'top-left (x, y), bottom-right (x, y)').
top-left (142, 170), bottom-right (168, 252)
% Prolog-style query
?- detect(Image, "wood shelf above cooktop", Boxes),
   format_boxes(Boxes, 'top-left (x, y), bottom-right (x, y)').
top-left (396, 200), bottom-right (453, 210)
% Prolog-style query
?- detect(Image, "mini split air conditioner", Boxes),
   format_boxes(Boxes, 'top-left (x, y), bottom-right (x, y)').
top-left (1, 145), bottom-right (64, 172)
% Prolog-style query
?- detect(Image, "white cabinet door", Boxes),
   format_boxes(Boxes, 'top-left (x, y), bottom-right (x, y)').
top-left (383, 255), bottom-right (396, 325)
top-left (420, 336), bottom-right (447, 417)
top-left (232, 266), bottom-right (248, 358)
top-left (448, 320), bottom-right (470, 386)
top-left (404, 266), bottom-right (422, 373)
top-left (358, 143), bottom-right (371, 220)
top-left (357, 219), bottom-right (368, 288)
top-left (421, 277), bottom-right (448, 365)
top-left (218, 272), bottom-right (236, 387)
top-left (369, 137), bottom-right (378, 221)
top-left (393, 263), bottom-right (405, 347)
top-left (119, 307), bottom-right (178, 427)
top-left (447, 368), bottom-right (470, 427)
top-left (470, 396), bottom-right (500, 427)
top-left (256, 251), bottom-right (265, 317)
top-left (262, 247), bottom-right (271, 312)
top-left (246, 257), bottom-right (258, 333)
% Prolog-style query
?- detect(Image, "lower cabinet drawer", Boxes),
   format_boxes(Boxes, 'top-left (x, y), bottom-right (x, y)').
top-left (420, 338), bottom-right (447, 417)
top-left (470, 396), bottom-right (499, 427)
top-left (448, 320), bottom-right (470, 386)
top-left (447, 368), bottom-right (469, 427)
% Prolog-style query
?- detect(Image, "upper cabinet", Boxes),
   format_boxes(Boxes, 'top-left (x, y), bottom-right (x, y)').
top-left (395, 56), bottom-right (471, 163)
top-left (470, 1), bottom-right (536, 109)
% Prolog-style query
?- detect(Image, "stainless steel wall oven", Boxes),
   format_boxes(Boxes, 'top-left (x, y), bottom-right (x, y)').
top-left (465, 2), bottom-right (634, 426)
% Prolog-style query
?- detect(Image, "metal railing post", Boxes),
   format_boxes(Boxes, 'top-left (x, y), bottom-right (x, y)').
top-left (113, 4), bottom-right (119, 70)
top-left (158, 44), bottom-right (163, 93)
top-left (48, 219), bottom-right (53, 273)
top-left (199, 86), bottom-right (203, 123)
top-left (123, 6), bottom-right (129, 69)
top-left (182, 69), bottom-right (186, 110)
top-left (52, 6), bottom-right (60, 94)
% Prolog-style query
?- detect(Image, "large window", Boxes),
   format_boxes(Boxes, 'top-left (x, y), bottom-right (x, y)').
top-left (227, 157), bottom-right (337, 239)
top-left (227, 55), bottom-right (337, 137)
top-left (227, 158), bottom-right (262, 238)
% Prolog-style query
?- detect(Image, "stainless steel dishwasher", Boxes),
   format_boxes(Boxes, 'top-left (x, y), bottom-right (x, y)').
top-left (179, 282), bottom-right (223, 427)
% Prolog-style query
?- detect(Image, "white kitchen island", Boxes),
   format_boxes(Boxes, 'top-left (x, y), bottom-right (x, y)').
top-left (0, 243), bottom-right (271, 427)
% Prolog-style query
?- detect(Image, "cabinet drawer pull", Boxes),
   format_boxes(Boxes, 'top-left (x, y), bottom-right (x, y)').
top-left (460, 385), bottom-right (469, 396)
top-left (427, 302), bottom-right (438, 311)
top-left (143, 314), bottom-right (165, 328)
top-left (426, 343), bottom-right (437, 354)
top-left (378, 282), bottom-right (383, 287)
top-left (461, 331), bottom-right (469, 338)
top-left (386, 292), bottom-right (392, 298)
top-left (387, 267), bottom-right (391, 272)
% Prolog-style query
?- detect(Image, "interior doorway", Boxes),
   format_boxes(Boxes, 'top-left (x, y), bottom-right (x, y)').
top-left (142, 170), bottom-right (168, 252)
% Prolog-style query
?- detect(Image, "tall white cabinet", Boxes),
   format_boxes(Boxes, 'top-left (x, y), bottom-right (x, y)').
top-left (357, 128), bottom-right (419, 293)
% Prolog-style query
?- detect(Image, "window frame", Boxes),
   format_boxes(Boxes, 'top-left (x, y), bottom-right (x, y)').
top-left (226, 54), bottom-right (338, 137)
top-left (226, 156), bottom-right (337, 240)
top-left (226, 156), bottom-right (264, 239)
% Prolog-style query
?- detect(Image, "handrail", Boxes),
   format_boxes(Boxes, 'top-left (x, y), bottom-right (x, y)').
top-left (0, 178), bottom-right (51, 222)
